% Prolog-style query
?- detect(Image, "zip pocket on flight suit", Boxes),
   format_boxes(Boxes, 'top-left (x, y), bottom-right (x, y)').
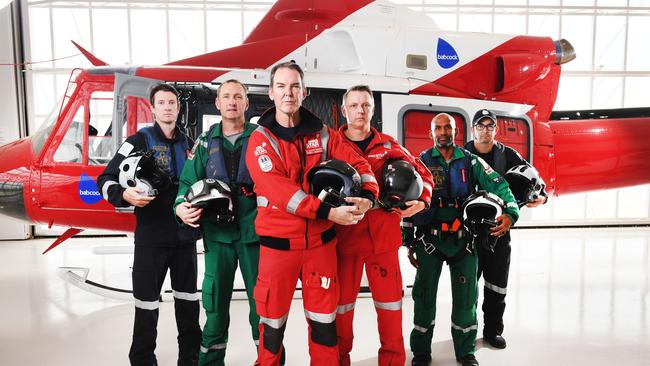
top-left (202, 274), bottom-right (215, 312)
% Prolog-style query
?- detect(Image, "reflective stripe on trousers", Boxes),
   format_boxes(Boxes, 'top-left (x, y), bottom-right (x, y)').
top-left (337, 302), bottom-right (355, 315)
top-left (260, 313), bottom-right (289, 329)
top-left (374, 299), bottom-right (402, 311)
top-left (484, 280), bottom-right (507, 295)
top-left (304, 309), bottom-right (336, 323)
top-left (414, 320), bottom-right (435, 333)
top-left (134, 298), bottom-right (159, 310)
top-left (173, 290), bottom-right (200, 301)
top-left (451, 322), bottom-right (478, 333)
top-left (200, 342), bottom-right (227, 353)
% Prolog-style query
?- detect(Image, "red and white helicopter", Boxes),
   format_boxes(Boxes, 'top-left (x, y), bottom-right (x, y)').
top-left (0, 0), bottom-right (648, 297)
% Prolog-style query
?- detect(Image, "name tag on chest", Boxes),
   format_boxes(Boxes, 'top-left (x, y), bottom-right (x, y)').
top-left (305, 137), bottom-right (323, 155)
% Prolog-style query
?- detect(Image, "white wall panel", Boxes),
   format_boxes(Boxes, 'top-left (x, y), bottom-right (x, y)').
top-left (130, 9), bottom-right (167, 65)
top-left (0, 4), bottom-right (32, 239)
top-left (169, 9), bottom-right (205, 61)
top-left (594, 16), bottom-right (626, 71)
top-left (206, 10), bottom-right (242, 51)
top-left (91, 9), bottom-right (130, 65)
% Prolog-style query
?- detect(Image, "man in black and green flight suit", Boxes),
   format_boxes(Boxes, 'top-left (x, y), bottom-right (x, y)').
top-left (175, 79), bottom-right (260, 366)
top-left (464, 109), bottom-right (547, 349)
top-left (403, 112), bottom-right (519, 366)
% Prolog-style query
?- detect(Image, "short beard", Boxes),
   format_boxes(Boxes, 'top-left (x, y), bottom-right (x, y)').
top-left (436, 139), bottom-right (453, 148)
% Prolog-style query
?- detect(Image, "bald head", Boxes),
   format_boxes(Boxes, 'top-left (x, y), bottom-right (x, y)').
top-left (431, 112), bottom-right (456, 131)
top-left (430, 112), bottom-right (456, 148)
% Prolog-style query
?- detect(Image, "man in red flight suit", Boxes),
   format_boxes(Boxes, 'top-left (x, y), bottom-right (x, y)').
top-left (335, 85), bottom-right (434, 366)
top-left (245, 63), bottom-right (380, 366)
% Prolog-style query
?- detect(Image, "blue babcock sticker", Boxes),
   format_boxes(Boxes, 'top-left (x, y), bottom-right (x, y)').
top-left (78, 173), bottom-right (103, 204)
top-left (437, 38), bottom-right (460, 69)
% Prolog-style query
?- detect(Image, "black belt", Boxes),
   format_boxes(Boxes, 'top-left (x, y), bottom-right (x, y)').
top-left (260, 226), bottom-right (336, 251)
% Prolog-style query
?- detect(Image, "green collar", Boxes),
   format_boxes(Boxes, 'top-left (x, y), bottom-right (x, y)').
top-left (209, 121), bottom-right (256, 139)
top-left (429, 145), bottom-right (466, 161)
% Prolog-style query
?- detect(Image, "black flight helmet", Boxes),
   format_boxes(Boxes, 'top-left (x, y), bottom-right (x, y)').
top-left (307, 160), bottom-right (362, 207)
top-left (378, 159), bottom-right (423, 210)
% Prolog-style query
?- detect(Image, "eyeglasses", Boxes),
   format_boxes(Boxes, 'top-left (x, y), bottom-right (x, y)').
top-left (475, 124), bottom-right (496, 131)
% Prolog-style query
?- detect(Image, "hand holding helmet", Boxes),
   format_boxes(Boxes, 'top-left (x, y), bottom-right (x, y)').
top-left (504, 164), bottom-right (546, 208)
top-left (398, 200), bottom-right (426, 218)
top-left (175, 201), bottom-right (203, 228)
top-left (344, 196), bottom-right (373, 215)
top-left (327, 204), bottom-right (365, 225)
top-left (525, 196), bottom-right (546, 208)
top-left (377, 159), bottom-right (424, 212)
top-left (490, 214), bottom-right (513, 237)
top-left (307, 160), bottom-right (362, 207)
top-left (184, 178), bottom-right (235, 225)
top-left (118, 150), bottom-right (171, 198)
top-left (462, 190), bottom-right (506, 252)
top-left (122, 187), bottom-right (155, 207)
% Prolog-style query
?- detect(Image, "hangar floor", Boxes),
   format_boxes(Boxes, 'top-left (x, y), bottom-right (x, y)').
top-left (0, 227), bottom-right (648, 366)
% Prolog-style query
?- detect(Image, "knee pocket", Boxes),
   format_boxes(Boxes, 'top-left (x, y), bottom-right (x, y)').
top-left (412, 283), bottom-right (434, 308)
top-left (253, 278), bottom-right (270, 316)
top-left (450, 269), bottom-right (477, 310)
top-left (254, 278), bottom-right (286, 355)
top-left (368, 263), bottom-right (402, 300)
top-left (302, 266), bottom-right (339, 311)
top-left (202, 274), bottom-right (215, 313)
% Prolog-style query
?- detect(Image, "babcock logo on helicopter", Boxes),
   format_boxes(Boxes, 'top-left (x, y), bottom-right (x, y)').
top-left (437, 38), bottom-right (460, 69)
top-left (78, 173), bottom-right (103, 204)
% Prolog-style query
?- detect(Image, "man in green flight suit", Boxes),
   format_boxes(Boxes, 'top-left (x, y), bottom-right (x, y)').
top-left (175, 79), bottom-right (260, 366)
top-left (403, 112), bottom-right (519, 366)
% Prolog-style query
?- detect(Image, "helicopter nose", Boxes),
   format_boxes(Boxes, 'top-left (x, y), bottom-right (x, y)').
top-left (0, 137), bottom-right (33, 222)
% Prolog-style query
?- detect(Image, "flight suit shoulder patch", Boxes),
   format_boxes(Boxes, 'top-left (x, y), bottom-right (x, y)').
top-left (475, 156), bottom-right (494, 175)
top-left (117, 141), bottom-right (134, 157)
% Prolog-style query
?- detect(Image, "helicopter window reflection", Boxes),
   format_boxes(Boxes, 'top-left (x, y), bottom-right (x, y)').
top-left (127, 96), bottom-right (154, 134)
top-left (31, 95), bottom-right (64, 155)
top-left (53, 106), bottom-right (84, 163)
top-left (88, 92), bottom-right (115, 165)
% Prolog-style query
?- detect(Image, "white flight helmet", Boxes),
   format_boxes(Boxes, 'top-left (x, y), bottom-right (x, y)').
top-left (118, 151), bottom-right (170, 196)
top-left (462, 190), bottom-right (504, 252)
top-left (184, 178), bottom-right (235, 224)
top-left (504, 164), bottom-right (546, 208)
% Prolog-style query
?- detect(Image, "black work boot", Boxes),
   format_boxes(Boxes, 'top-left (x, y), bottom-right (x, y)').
top-left (411, 354), bottom-right (432, 366)
top-left (457, 354), bottom-right (479, 366)
top-left (484, 333), bottom-right (507, 349)
top-left (177, 356), bottom-right (198, 366)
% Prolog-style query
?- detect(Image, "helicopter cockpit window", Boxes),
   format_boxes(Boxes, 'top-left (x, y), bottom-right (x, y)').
top-left (127, 96), bottom-right (154, 133)
top-left (53, 106), bottom-right (84, 163)
top-left (202, 115), bottom-right (221, 132)
top-left (88, 91), bottom-right (115, 165)
top-left (31, 96), bottom-right (64, 155)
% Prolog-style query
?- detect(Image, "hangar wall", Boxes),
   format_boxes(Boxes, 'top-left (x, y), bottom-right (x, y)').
top-left (10, 0), bottom-right (650, 231)
top-left (0, 1), bottom-right (32, 239)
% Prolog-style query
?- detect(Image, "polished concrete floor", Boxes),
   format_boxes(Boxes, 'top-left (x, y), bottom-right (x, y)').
top-left (0, 227), bottom-right (648, 365)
